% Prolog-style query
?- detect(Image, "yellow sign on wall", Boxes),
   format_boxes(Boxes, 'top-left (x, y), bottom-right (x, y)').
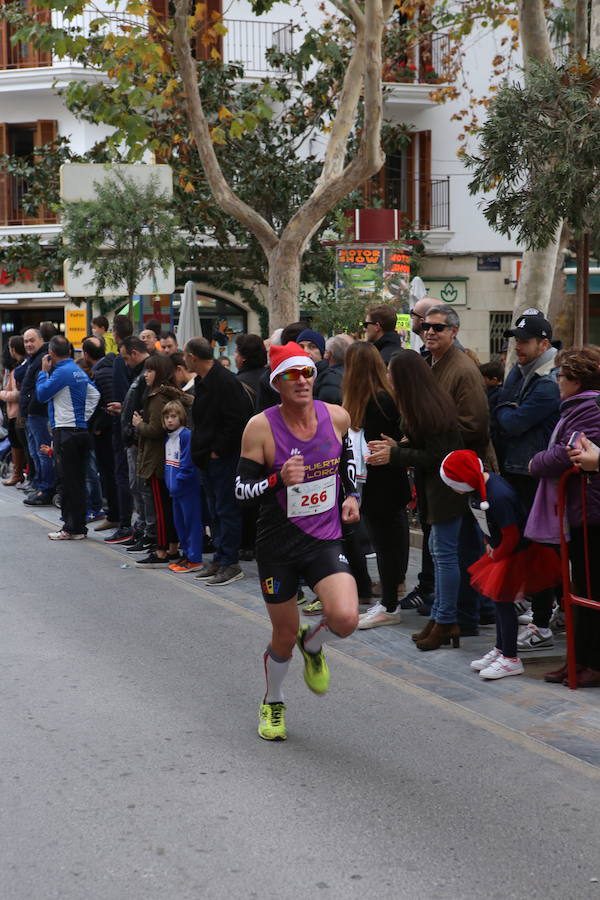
top-left (65, 308), bottom-right (87, 349)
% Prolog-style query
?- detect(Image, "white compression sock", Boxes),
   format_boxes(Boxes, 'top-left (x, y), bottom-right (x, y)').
top-left (263, 646), bottom-right (291, 703)
top-left (302, 622), bottom-right (339, 655)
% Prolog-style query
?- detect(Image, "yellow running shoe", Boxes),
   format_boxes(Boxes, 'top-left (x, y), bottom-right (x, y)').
top-left (296, 625), bottom-right (330, 695)
top-left (302, 598), bottom-right (323, 616)
top-left (258, 702), bottom-right (287, 741)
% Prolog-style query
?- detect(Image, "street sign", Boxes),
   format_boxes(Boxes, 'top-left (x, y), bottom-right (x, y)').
top-left (60, 163), bottom-right (175, 298)
top-left (59, 163), bottom-right (173, 202)
top-left (65, 308), bottom-right (87, 349)
top-left (421, 278), bottom-right (467, 306)
top-left (64, 261), bottom-right (175, 297)
top-left (336, 243), bottom-right (413, 305)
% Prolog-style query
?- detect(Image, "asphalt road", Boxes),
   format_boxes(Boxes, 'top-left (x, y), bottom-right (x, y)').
top-left (2, 511), bottom-right (600, 900)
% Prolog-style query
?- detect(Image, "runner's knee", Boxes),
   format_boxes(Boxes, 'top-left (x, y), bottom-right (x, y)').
top-left (327, 608), bottom-right (358, 638)
top-left (271, 624), bottom-right (298, 655)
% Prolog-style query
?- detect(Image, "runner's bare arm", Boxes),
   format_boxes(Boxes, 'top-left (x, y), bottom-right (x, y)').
top-left (235, 414), bottom-right (304, 505)
top-left (327, 403), bottom-right (351, 441)
top-left (326, 404), bottom-right (360, 523)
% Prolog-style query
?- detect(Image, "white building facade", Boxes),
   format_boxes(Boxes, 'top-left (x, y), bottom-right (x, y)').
top-left (0, 1), bottom-right (523, 357)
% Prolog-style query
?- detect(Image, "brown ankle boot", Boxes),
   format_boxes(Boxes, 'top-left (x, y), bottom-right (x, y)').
top-left (3, 447), bottom-right (24, 485)
top-left (416, 622), bottom-right (460, 651)
top-left (412, 620), bottom-right (435, 643)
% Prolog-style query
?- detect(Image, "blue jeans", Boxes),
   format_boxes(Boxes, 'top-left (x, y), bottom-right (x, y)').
top-left (86, 447), bottom-right (103, 512)
top-left (199, 455), bottom-right (241, 567)
top-left (429, 516), bottom-right (462, 624)
top-left (26, 415), bottom-right (55, 495)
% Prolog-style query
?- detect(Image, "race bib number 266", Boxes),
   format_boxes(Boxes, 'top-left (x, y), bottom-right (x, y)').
top-left (287, 474), bottom-right (336, 518)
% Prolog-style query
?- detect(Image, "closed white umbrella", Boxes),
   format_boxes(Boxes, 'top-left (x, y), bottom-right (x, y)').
top-left (409, 276), bottom-right (427, 306)
top-left (176, 280), bottom-right (202, 348)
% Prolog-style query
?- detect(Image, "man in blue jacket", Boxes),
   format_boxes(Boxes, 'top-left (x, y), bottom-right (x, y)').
top-left (492, 311), bottom-right (560, 508)
top-left (36, 335), bottom-right (100, 540)
top-left (492, 311), bottom-right (560, 652)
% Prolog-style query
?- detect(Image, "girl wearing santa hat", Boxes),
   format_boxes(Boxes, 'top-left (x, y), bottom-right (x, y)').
top-left (440, 450), bottom-right (561, 679)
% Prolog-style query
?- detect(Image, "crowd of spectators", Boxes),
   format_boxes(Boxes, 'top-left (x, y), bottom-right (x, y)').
top-left (1, 303), bottom-right (599, 685)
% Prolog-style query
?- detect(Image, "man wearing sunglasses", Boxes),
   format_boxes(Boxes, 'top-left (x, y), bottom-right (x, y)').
top-left (235, 342), bottom-right (360, 741)
top-left (424, 305), bottom-right (497, 636)
top-left (364, 304), bottom-right (402, 363)
top-left (409, 298), bottom-right (438, 355)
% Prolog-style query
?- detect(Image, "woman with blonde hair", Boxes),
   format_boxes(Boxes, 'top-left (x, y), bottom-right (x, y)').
top-left (343, 342), bottom-right (410, 628)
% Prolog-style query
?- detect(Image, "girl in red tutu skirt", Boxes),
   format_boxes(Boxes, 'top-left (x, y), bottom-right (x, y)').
top-left (440, 451), bottom-right (561, 681)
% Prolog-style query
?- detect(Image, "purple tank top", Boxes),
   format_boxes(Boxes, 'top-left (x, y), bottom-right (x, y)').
top-left (264, 400), bottom-right (342, 540)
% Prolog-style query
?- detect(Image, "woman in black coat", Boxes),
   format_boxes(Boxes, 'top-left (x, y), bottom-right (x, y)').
top-left (343, 341), bottom-right (411, 628)
top-left (234, 333), bottom-right (268, 557)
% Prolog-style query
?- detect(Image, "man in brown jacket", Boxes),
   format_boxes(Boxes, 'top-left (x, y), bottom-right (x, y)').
top-left (423, 305), bottom-right (495, 635)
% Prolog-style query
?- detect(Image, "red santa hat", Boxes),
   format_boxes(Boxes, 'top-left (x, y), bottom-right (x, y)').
top-left (439, 450), bottom-right (489, 510)
top-left (269, 342), bottom-right (317, 390)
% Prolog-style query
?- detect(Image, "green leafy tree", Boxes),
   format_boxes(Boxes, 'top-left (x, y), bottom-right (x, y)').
top-left (3, 0), bottom-right (394, 328)
top-left (62, 171), bottom-right (185, 314)
top-left (466, 54), bottom-right (600, 253)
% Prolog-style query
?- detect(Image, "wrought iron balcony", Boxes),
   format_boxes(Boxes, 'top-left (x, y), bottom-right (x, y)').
top-left (358, 176), bottom-right (450, 233)
top-left (0, 9), bottom-right (294, 75)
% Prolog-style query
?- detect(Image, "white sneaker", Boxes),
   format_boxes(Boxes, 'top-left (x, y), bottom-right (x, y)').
top-left (549, 601), bottom-right (565, 631)
top-left (357, 602), bottom-right (401, 629)
top-left (48, 530), bottom-right (86, 541)
top-left (479, 656), bottom-right (524, 680)
top-left (518, 609), bottom-right (533, 625)
top-left (470, 647), bottom-right (502, 671)
top-left (517, 624), bottom-right (554, 652)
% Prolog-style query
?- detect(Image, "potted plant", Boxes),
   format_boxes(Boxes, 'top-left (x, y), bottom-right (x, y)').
top-left (422, 64), bottom-right (441, 83)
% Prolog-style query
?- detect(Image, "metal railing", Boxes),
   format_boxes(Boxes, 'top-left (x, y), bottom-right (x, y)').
top-left (429, 176), bottom-right (450, 229)
top-left (377, 176), bottom-right (450, 231)
top-left (5, 174), bottom-right (32, 225)
top-left (428, 32), bottom-right (452, 81)
top-left (223, 19), bottom-right (293, 74)
top-left (1, 9), bottom-right (293, 74)
top-left (382, 29), bottom-right (453, 83)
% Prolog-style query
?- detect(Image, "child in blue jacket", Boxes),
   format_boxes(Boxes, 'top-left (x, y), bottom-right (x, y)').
top-left (163, 400), bottom-right (203, 573)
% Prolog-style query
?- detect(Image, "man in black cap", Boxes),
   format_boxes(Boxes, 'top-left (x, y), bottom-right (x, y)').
top-left (492, 309), bottom-right (561, 654)
top-left (492, 309), bottom-right (560, 506)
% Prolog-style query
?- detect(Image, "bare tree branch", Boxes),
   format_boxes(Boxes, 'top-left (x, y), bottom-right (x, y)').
top-left (283, 0), bottom-right (385, 251)
top-left (172, 0), bottom-right (278, 255)
top-left (330, 0), bottom-right (365, 27)
top-left (518, 0), bottom-right (553, 63)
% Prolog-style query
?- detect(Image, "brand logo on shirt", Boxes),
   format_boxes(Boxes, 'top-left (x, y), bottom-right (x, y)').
top-left (261, 577), bottom-right (281, 596)
top-left (290, 447), bottom-right (301, 456)
top-left (338, 553), bottom-right (348, 565)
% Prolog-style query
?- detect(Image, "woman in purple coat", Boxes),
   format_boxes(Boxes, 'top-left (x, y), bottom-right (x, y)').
top-left (528, 346), bottom-right (600, 687)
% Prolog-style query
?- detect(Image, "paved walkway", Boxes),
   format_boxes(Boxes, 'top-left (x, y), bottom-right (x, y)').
top-left (6, 486), bottom-right (600, 770)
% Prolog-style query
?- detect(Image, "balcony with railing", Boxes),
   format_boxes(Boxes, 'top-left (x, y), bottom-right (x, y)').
top-left (0, 172), bottom-right (57, 226)
top-left (345, 176), bottom-right (450, 243)
top-left (0, 8), bottom-right (294, 77)
top-left (382, 31), bottom-right (452, 85)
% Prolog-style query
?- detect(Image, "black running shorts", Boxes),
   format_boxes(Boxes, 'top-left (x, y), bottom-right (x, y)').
top-left (257, 539), bottom-right (351, 605)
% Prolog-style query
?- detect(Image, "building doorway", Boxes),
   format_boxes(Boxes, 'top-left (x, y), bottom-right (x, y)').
top-left (0, 306), bottom-right (65, 343)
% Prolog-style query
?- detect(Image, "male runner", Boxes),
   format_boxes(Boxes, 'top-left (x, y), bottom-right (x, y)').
top-left (235, 342), bottom-right (360, 741)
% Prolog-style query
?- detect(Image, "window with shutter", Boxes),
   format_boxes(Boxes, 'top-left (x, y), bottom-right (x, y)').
top-left (0, 123), bottom-right (8, 225)
top-left (361, 129), bottom-right (433, 229)
top-left (0, 0), bottom-right (51, 69)
top-left (0, 120), bottom-right (57, 225)
top-left (195, 0), bottom-right (223, 61)
top-left (34, 119), bottom-right (57, 223)
top-left (0, 9), bottom-right (8, 70)
top-left (418, 129), bottom-right (432, 229)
